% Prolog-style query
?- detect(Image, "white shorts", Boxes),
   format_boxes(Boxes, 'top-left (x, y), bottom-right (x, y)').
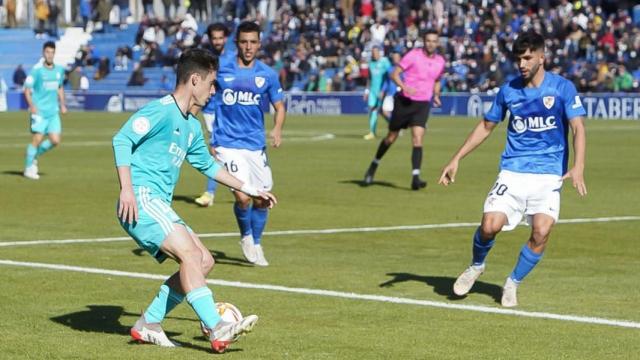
top-left (202, 112), bottom-right (215, 133)
top-left (214, 146), bottom-right (273, 191)
top-left (483, 170), bottom-right (563, 231)
top-left (382, 95), bottom-right (395, 113)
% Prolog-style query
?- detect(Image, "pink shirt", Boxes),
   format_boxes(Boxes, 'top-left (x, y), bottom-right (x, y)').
top-left (398, 49), bottom-right (445, 102)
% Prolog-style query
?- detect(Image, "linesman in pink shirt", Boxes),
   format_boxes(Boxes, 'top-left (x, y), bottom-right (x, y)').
top-left (363, 29), bottom-right (446, 190)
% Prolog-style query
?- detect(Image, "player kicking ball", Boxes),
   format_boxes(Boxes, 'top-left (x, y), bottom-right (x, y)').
top-left (113, 48), bottom-right (276, 353)
top-left (439, 30), bottom-right (587, 307)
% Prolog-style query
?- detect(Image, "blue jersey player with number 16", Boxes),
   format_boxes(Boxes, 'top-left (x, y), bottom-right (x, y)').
top-left (212, 21), bottom-right (286, 267)
top-left (438, 30), bottom-right (587, 307)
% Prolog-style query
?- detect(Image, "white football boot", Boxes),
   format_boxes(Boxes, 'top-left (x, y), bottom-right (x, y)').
top-left (209, 315), bottom-right (259, 353)
top-left (501, 277), bottom-right (519, 307)
top-left (130, 315), bottom-right (177, 347)
top-left (23, 164), bottom-right (40, 180)
top-left (453, 264), bottom-right (485, 296)
top-left (253, 245), bottom-right (269, 267)
top-left (239, 235), bottom-right (257, 263)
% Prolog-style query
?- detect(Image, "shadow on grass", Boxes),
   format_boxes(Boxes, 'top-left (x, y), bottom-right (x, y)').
top-left (379, 272), bottom-right (502, 303)
top-left (50, 305), bottom-right (243, 353)
top-left (130, 248), bottom-right (253, 267)
top-left (2, 170), bottom-right (47, 177)
top-left (339, 179), bottom-right (403, 189)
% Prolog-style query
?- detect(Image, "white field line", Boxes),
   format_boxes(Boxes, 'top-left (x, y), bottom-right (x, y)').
top-left (1, 216), bottom-right (639, 248)
top-left (0, 259), bottom-right (638, 330)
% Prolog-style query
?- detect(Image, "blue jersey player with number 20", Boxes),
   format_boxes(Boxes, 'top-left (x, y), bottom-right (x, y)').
top-left (438, 30), bottom-right (587, 307)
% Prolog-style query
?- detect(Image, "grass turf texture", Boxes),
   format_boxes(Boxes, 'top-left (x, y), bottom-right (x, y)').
top-left (0, 112), bottom-right (638, 359)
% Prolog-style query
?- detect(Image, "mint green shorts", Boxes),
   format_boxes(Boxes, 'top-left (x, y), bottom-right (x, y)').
top-left (118, 186), bottom-right (192, 263)
top-left (30, 112), bottom-right (61, 134)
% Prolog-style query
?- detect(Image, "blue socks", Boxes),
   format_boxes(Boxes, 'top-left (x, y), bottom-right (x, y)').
top-left (37, 139), bottom-right (54, 156)
top-left (510, 244), bottom-right (543, 282)
top-left (25, 144), bottom-right (37, 167)
top-left (186, 286), bottom-right (221, 329)
top-left (472, 227), bottom-right (495, 266)
top-left (206, 178), bottom-right (218, 194)
top-left (251, 207), bottom-right (268, 245)
top-left (233, 203), bottom-right (252, 237)
top-left (143, 284), bottom-right (185, 323)
top-left (368, 109), bottom-right (378, 134)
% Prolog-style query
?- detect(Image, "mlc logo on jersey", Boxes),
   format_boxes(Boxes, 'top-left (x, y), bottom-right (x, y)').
top-left (512, 115), bottom-right (557, 134)
top-left (543, 96), bottom-right (555, 109)
top-left (255, 77), bottom-right (265, 88)
top-left (222, 88), bottom-right (261, 105)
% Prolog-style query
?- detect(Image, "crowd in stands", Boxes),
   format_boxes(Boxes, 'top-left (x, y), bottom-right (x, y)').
top-left (6, 0), bottom-right (640, 93)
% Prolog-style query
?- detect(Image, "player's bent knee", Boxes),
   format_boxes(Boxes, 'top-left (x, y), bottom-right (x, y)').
top-left (201, 252), bottom-right (215, 275)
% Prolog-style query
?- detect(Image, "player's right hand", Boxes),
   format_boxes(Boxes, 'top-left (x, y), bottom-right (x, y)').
top-left (29, 106), bottom-right (38, 114)
top-left (438, 161), bottom-right (459, 186)
top-left (256, 191), bottom-right (277, 209)
top-left (118, 188), bottom-right (138, 224)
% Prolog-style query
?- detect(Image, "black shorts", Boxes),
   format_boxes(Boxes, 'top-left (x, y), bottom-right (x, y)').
top-left (388, 95), bottom-right (431, 131)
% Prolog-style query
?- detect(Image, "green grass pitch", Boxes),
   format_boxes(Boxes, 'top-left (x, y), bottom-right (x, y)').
top-left (0, 111), bottom-right (639, 359)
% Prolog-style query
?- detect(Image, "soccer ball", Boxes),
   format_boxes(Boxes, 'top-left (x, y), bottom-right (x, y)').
top-left (216, 302), bottom-right (243, 322)
top-left (200, 302), bottom-right (243, 338)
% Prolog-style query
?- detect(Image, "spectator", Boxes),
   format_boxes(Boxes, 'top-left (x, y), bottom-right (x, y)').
top-left (34, 0), bottom-right (49, 38)
top-left (93, 57), bottom-right (110, 80)
top-left (47, 0), bottom-right (59, 37)
top-left (127, 62), bottom-right (147, 86)
top-left (614, 64), bottom-right (634, 92)
top-left (12, 64), bottom-right (26, 89)
top-left (68, 66), bottom-right (83, 90)
top-left (5, 0), bottom-right (17, 28)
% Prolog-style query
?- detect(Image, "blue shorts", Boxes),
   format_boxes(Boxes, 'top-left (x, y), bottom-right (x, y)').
top-left (118, 186), bottom-right (192, 263)
top-left (30, 112), bottom-right (61, 134)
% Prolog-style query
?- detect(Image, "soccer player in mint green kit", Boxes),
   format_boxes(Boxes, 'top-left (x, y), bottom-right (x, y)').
top-left (113, 48), bottom-right (277, 353)
top-left (363, 46), bottom-right (392, 140)
top-left (439, 30), bottom-right (587, 307)
top-left (23, 41), bottom-right (67, 180)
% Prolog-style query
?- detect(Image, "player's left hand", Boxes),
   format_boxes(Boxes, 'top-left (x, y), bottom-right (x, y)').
top-left (270, 128), bottom-right (282, 148)
top-left (60, 105), bottom-right (68, 114)
top-left (562, 167), bottom-right (587, 197)
top-left (256, 191), bottom-right (277, 209)
top-left (433, 95), bottom-right (441, 107)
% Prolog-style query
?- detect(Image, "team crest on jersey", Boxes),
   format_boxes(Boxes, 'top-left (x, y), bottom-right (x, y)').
top-left (543, 96), bottom-right (555, 109)
top-left (132, 117), bottom-right (150, 135)
top-left (255, 77), bottom-right (265, 88)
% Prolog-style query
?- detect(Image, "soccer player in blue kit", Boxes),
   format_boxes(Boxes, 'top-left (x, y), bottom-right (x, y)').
top-left (112, 48), bottom-right (276, 353)
top-left (195, 22), bottom-right (235, 207)
top-left (438, 30), bottom-right (587, 307)
top-left (23, 41), bottom-right (67, 180)
top-left (212, 21), bottom-right (286, 266)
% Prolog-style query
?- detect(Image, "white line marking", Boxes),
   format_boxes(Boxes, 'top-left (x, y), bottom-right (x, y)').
top-left (1, 216), bottom-right (639, 248)
top-left (0, 141), bottom-right (111, 148)
top-left (0, 259), bottom-right (638, 329)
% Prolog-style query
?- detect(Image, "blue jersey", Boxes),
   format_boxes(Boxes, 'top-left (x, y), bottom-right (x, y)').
top-left (212, 59), bottom-right (284, 150)
top-left (485, 72), bottom-right (586, 176)
top-left (24, 62), bottom-right (65, 116)
top-left (112, 95), bottom-right (222, 202)
top-left (382, 65), bottom-right (399, 96)
top-left (202, 49), bottom-right (237, 115)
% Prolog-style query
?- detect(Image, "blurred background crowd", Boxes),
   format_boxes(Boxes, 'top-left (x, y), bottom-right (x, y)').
top-left (3, 0), bottom-right (640, 93)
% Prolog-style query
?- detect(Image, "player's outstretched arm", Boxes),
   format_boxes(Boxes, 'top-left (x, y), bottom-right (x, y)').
top-left (562, 116), bottom-right (587, 196)
top-left (439, 119), bottom-right (497, 186)
top-left (214, 168), bottom-right (278, 208)
top-left (116, 166), bottom-right (138, 224)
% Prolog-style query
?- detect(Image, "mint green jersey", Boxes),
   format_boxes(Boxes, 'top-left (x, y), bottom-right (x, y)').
top-left (24, 62), bottom-right (65, 116)
top-left (368, 57), bottom-right (392, 93)
top-left (112, 95), bottom-right (222, 202)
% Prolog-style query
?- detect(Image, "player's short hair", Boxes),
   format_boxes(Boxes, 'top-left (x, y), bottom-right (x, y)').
top-left (512, 30), bottom-right (545, 56)
top-left (236, 21), bottom-right (261, 40)
top-left (207, 22), bottom-right (229, 38)
top-left (422, 29), bottom-right (439, 37)
top-left (176, 48), bottom-right (219, 85)
top-left (43, 41), bottom-right (56, 51)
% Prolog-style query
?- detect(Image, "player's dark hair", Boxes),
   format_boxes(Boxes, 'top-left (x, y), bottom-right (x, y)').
top-left (236, 21), bottom-right (261, 40)
top-left (207, 22), bottom-right (229, 38)
top-left (175, 48), bottom-right (219, 85)
top-left (43, 41), bottom-right (56, 51)
top-left (512, 30), bottom-right (545, 56)
top-left (422, 29), bottom-right (439, 37)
